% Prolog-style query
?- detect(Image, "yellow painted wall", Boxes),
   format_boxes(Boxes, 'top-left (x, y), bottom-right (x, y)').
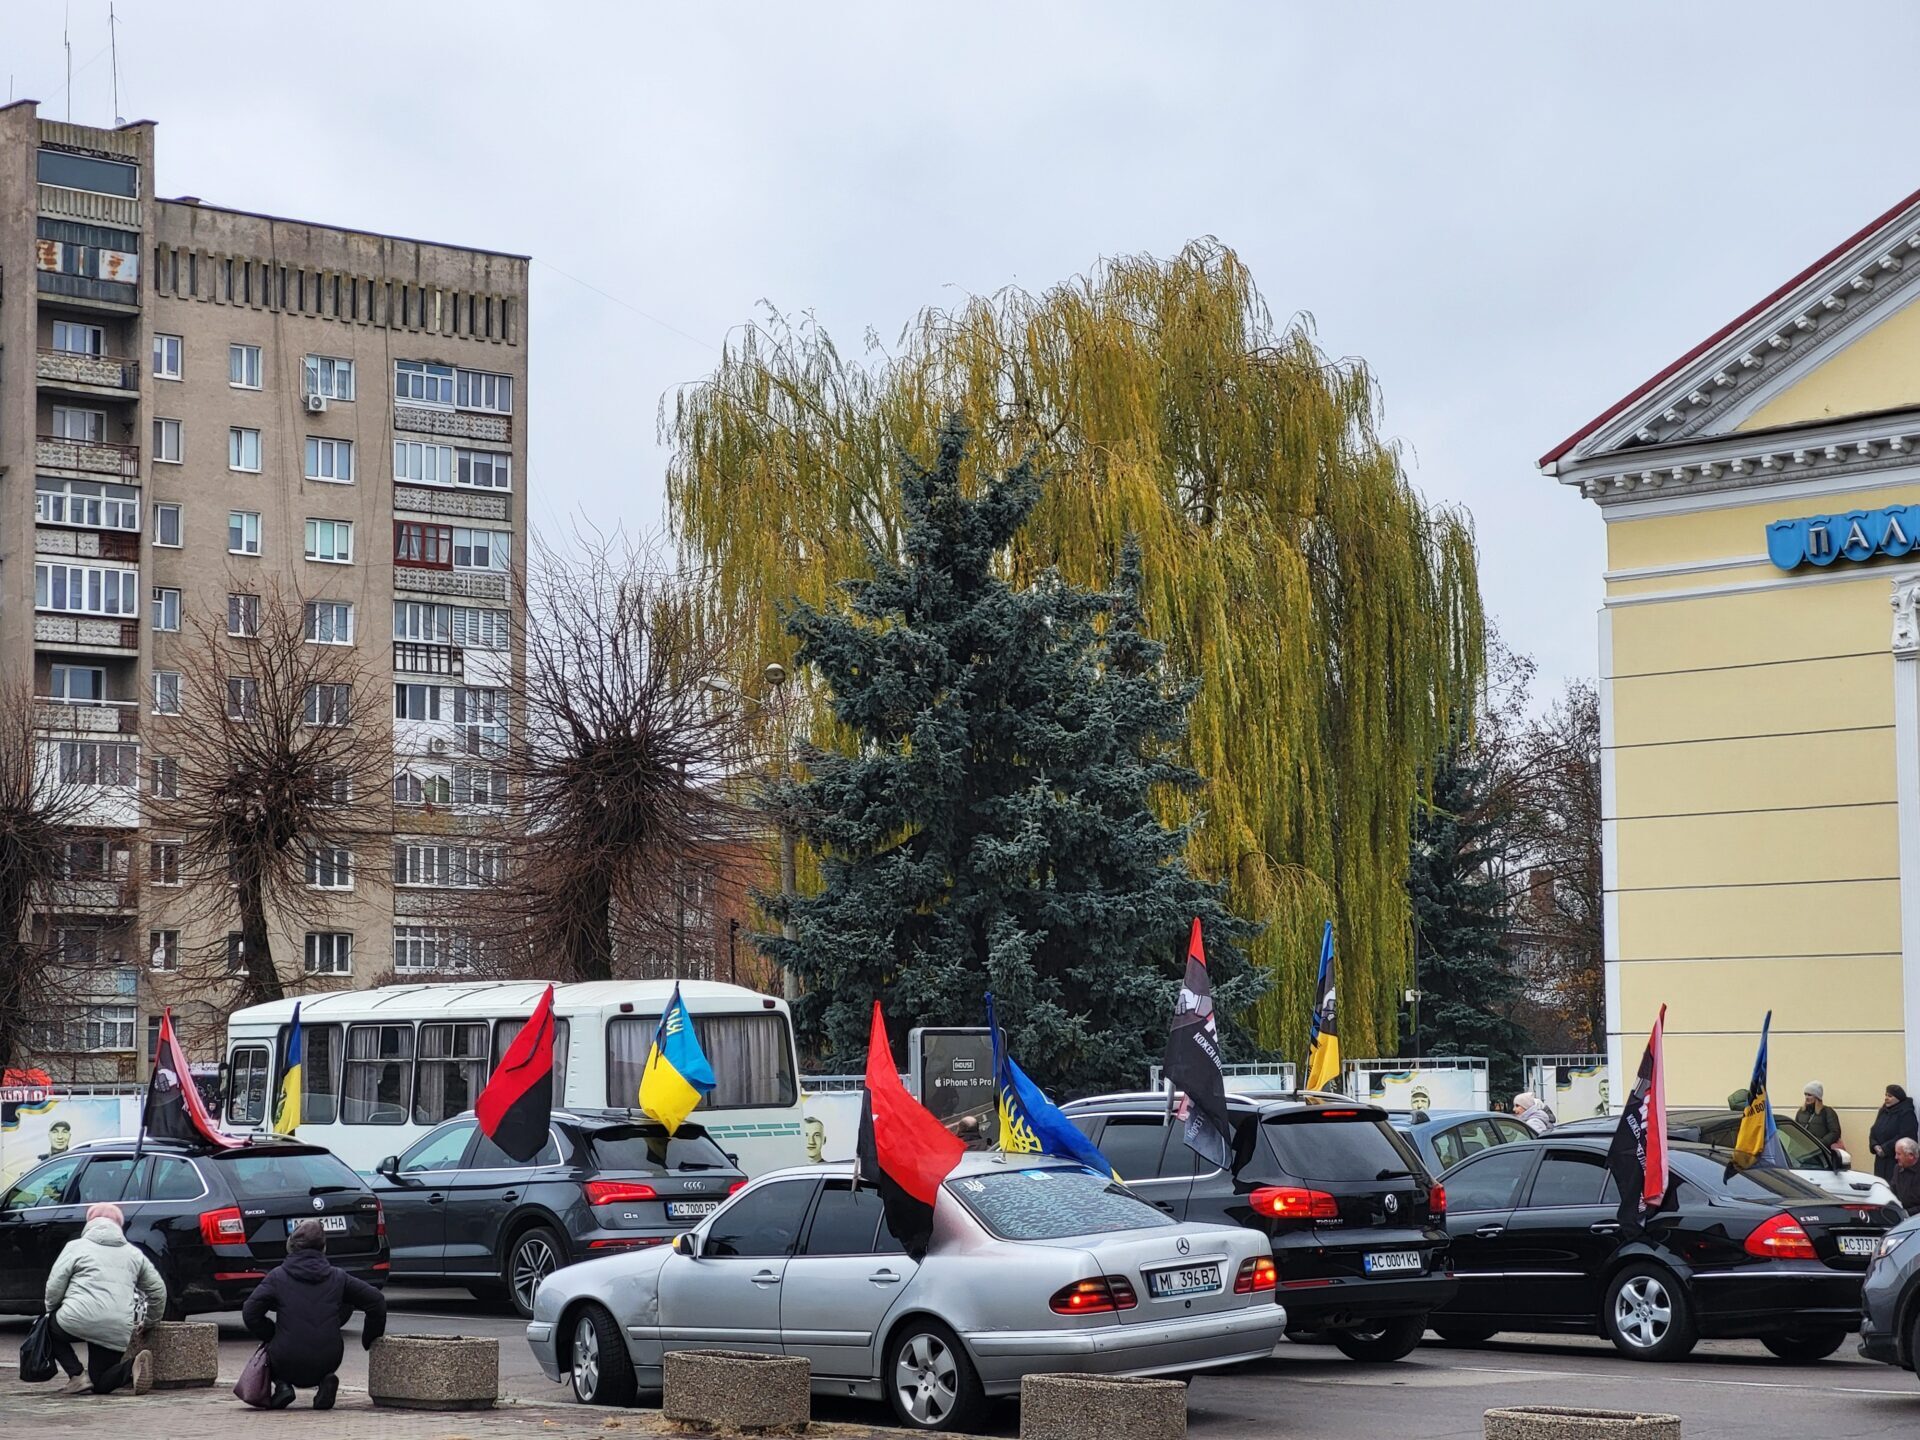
top-left (1608, 480), bottom-right (1920, 573)
top-left (1741, 295), bottom-right (1920, 432)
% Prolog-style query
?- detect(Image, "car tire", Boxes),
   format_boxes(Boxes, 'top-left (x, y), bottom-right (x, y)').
top-left (1430, 1321), bottom-right (1499, 1346)
top-left (884, 1318), bottom-right (986, 1431)
top-left (505, 1224), bottom-right (566, 1320)
top-left (1602, 1264), bottom-right (1697, 1362)
top-left (1761, 1330), bottom-right (1847, 1363)
top-left (1330, 1315), bottom-right (1425, 1362)
top-left (568, 1303), bottom-right (637, 1407)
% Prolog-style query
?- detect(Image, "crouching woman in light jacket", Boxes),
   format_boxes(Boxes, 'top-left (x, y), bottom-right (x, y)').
top-left (45, 1202), bottom-right (168, 1395)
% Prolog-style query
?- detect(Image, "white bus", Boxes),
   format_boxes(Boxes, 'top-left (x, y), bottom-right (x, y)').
top-left (222, 980), bottom-right (807, 1175)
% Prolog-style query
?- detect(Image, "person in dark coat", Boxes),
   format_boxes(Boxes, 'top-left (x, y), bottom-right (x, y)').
top-left (1795, 1082), bottom-right (1843, 1151)
top-left (241, 1219), bottom-right (386, 1409)
top-left (1869, 1084), bottom-right (1919, 1184)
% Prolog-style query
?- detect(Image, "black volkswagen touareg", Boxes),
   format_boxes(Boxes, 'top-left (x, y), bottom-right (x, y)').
top-left (1062, 1090), bottom-right (1455, 1360)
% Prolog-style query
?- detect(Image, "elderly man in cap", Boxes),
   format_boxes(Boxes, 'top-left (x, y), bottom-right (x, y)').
top-left (241, 1217), bottom-right (386, 1409)
top-left (1893, 1139), bottom-right (1920, 1213)
top-left (1795, 1082), bottom-right (1843, 1150)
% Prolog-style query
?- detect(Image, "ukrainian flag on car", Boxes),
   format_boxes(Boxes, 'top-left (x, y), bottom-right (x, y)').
top-left (273, 1002), bottom-right (302, 1135)
top-left (639, 984), bottom-right (716, 1134)
top-left (986, 993), bottom-right (1117, 1179)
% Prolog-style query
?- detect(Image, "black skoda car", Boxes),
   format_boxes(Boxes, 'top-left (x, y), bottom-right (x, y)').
top-left (368, 1107), bottom-right (745, 1317)
top-left (1062, 1091), bottom-right (1454, 1361)
top-left (1434, 1135), bottom-right (1898, 1361)
top-left (0, 1137), bottom-right (387, 1318)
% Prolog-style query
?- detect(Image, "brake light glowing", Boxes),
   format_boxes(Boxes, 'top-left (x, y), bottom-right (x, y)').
top-left (1233, 1256), bottom-right (1277, 1294)
top-left (374, 1199), bottom-right (386, 1242)
top-left (1745, 1212), bottom-right (1818, 1260)
top-left (1427, 1183), bottom-right (1446, 1221)
top-left (584, 1181), bottom-right (659, 1206)
top-left (728, 1180), bottom-right (747, 1195)
top-left (1316, 1110), bottom-right (1359, 1119)
top-left (1248, 1185), bottom-right (1338, 1220)
top-left (199, 1206), bottom-right (246, 1246)
top-left (1049, 1276), bottom-right (1138, 1314)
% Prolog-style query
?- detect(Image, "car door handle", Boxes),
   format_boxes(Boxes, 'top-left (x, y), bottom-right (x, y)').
top-left (1589, 1222), bottom-right (1619, 1235)
top-left (426, 1193), bottom-right (444, 1205)
top-left (751, 1270), bottom-right (781, 1286)
top-left (869, 1269), bottom-right (902, 1285)
top-left (500, 1192), bottom-right (519, 1202)
top-left (1474, 1224), bottom-right (1504, 1238)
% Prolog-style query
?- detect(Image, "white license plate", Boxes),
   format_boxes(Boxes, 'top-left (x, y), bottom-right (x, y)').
top-left (1146, 1263), bottom-right (1221, 1298)
top-left (1363, 1250), bottom-right (1422, 1274)
top-left (667, 1200), bottom-right (720, 1219)
top-left (286, 1215), bottom-right (348, 1234)
top-left (1840, 1234), bottom-right (1877, 1257)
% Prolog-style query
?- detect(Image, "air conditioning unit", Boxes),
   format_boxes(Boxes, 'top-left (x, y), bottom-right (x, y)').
top-left (303, 393), bottom-right (328, 413)
top-left (427, 737), bottom-right (451, 756)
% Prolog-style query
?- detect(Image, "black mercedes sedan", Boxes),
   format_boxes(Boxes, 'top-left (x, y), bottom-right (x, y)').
top-left (368, 1107), bottom-right (745, 1317)
top-left (1433, 1135), bottom-right (1898, 1361)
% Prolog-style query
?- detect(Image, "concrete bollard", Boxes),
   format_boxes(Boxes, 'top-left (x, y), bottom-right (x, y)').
top-left (1020, 1373), bottom-right (1188, 1440)
top-left (138, 1321), bottom-right (218, 1389)
top-left (1485, 1408), bottom-right (1682, 1440)
top-left (663, 1349), bottom-right (811, 1431)
top-left (367, 1334), bottom-right (499, 1410)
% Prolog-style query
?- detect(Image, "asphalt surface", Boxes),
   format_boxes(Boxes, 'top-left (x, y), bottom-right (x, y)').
top-left (6, 1288), bottom-right (1920, 1439)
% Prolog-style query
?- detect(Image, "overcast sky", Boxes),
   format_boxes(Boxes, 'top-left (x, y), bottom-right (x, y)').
top-left (9, 2), bottom-right (1915, 696)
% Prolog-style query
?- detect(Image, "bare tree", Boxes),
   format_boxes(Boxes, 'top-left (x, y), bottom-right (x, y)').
top-left (148, 583), bottom-right (391, 1008)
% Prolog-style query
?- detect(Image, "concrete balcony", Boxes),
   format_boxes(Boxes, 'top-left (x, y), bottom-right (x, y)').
top-left (393, 404), bottom-right (512, 445)
top-left (34, 615), bottom-right (141, 654)
top-left (33, 699), bottom-right (139, 735)
top-left (36, 877), bottom-right (138, 916)
top-left (36, 528), bottom-right (141, 563)
top-left (37, 435), bottom-right (141, 480)
top-left (394, 567), bottom-right (508, 601)
top-left (392, 484), bottom-right (511, 523)
top-left (38, 182), bottom-right (141, 229)
top-left (37, 348), bottom-right (138, 396)
top-left (394, 641), bottom-right (464, 677)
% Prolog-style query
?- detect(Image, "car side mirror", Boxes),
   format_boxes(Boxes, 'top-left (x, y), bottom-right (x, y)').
top-left (376, 1155), bottom-right (400, 1180)
top-left (671, 1231), bottom-right (700, 1258)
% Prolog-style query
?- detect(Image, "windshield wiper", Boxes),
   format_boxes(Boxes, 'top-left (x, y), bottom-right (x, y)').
top-left (308, 1184), bottom-right (357, 1195)
top-left (1376, 1169), bottom-right (1412, 1181)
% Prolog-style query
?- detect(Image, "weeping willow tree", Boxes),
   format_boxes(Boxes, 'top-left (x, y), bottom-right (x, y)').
top-left (664, 239), bottom-right (1483, 1061)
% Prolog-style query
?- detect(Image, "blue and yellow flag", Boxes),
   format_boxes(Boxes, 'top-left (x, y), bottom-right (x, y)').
top-left (986, 994), bottom-right (1117, 1178)
top-left (1305, 921), bottom-right (1341, 1091)
top-left (1733, 1011), bottom-right (1789, 1169)
top-left (273, 1002), bottom-right (302, 1135)
top-left (639, 985), bottom-right (716, 1134)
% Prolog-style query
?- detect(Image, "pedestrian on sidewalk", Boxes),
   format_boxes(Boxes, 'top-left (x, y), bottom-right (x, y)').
top-left (1893, 1138), bottom-right (1920, 1212)
top-left (1795, 1082), bottom-right (1843, 1151)
top-left (1871, 1085), bottom-right (1919, 1183)
top-left (1511, 1091), bottom-right (1557, 1138)
top-left (44, 1201), bottom-right (165, 1395)
top-left (241, 1218), bottom-right (387, 1410)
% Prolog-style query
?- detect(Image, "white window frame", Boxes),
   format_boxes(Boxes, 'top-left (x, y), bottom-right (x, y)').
top-left (394, 359), bottom-right (454, 407)
top-left (392, 840), bottom-right (502, 889)
top-left (227, 593), bottom-right (261, 638)
top-left (304, 683), bottom-right (352, 728)
top-left (152, 586), bottom-right (180, 633)
top-left (35, 562), bottom-right (138, 617)
top-left (54, 406), bottom-right (106, 442)
top-left (152, 332), bottom-right (182, 380)
top-left (150, 928), bottom-right (180, 971)
top-left (393, 924), bottom-right (446, 973)
top-left (226, 676), bottom-right (259, 721)
top-left (228, 426), bottom-right (262, 474)
top-left (451, 607), bottom-right (510, 650)
top-left (303, 601), bottom-right (354, 646)
top-left (393, 439), bottom-right (456, 486)
top-left (451, 527), bottom-right (510, 572)
top-left (153, 503), bottom-right (183, 548)
top-left (150, 840), bottom-right (182, 888)
top-left (38, 478), bottom-right (139, 532)
top-left (152, 417), bottom-right (182, 463)
top-left (152, 673), bottom-right (182, 716)
top-left (454, 449), bottom-right (512, 491)
top-left (305, 847), bottom-right (353, 891)
top-left (304, 355), bottom-right (355, 401)
top-left (304, 932), bottom-right (353, 975)
top-left (393, 683), bottom-right (444, 721)
top-left (304, 518), bottom-right (353, 564)
top-left (304, 436), bottom-right (354, 484)
top-left (229, 510), bottom-right (262, 556)
top-left (454, 368), bottom-right (513, 415)
top-left (150, 754), bottom-right (179, 797)
top-left (54, 321), bottom-right (105, 356)
top-left (393, 602), bottom-right (452, 643)
top-left (48, 665), bottom-right (104, 702)
top-left (55, 739), bottom-right (139, 787)
top-left (229, 343), bottom-right (263, 390)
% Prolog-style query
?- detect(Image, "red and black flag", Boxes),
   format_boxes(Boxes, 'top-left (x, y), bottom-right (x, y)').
top-left (475, 984), bottom-right (556, 1163)
top-left (857, 1002), bottom-right (964, 1260)
top-left (1163, 918), bottom-right (1234, 1168)
top-left (1607, 1004), bottom-right (1672, 1231)
top-left (141, 1008), bottom-right (238, 1150)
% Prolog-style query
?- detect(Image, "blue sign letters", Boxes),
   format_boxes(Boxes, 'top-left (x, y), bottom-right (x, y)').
top-left (1767, 503), bottom-right (1920, 570)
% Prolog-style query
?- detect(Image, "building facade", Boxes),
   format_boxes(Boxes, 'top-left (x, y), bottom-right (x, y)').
top-left (1543, 187), bottom-right (1920, 1147)
top-left (0, 104), bottom-right (529, 1077)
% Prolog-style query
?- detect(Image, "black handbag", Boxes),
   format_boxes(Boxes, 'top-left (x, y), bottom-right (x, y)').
top-left (20, 1313), bottom-right (57, 1384)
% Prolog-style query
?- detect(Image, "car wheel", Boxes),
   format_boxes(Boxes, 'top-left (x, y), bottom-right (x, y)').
top-left (569, 1303), bottom-right (637, 1407)
top-left (506, 1225), bottom-right (565, 1320)
top-left (1430, 1321), bottom-right (1499, 1346)
top-left (885, 1319), bottom-right (985, 1432)
top-left (1761, 1330), bottom-right (1847, 1363)
top-left (1330, 1315), bottom-right (1425, 1362)
top-left (1602, 1264), bottom-right (1697, 1361)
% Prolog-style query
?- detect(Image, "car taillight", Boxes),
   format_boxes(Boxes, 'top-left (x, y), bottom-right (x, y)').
top-left (1233, 1256), bottom-right (1277, 1294)
top-left (1427, 1183), bottom-right (1446, 1221)
top-left (728, 1180), bottom-right (747, 1195)
top-left (1745, 1212), bottom-right (1818, 1260)
top-left (584, 1180), bottom-right (659, 1206)
top-left (1248, 1185), bottom-right (1338, 1220)
top-left (1049, 1276), bottom-right (1138, 1314)
top-left (199, 1206), bottom-right (247, 1246)
top-left (374, 1200), bottom-right (386, 1241)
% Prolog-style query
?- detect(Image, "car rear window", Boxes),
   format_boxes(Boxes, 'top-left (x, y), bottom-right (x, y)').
top-left (1669, 1150), bottom-right (1836, 1204)
top-left (947, 1166), bottom-right (1171, 1240)
top-left (1683, 1116), bottom-right (1828, 1169)
top-left (1261, 1114), bottom-right (1425, 1182)
top-left (216, 1150), bottom-right (363, 1197)
top-left (587, 1127), bottom-right (732, 1173)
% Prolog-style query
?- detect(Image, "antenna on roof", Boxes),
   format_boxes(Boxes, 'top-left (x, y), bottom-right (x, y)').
top-left (109, 1), bottom-right (122, 126)
top-left (63, 1), bottom-right (72, 121)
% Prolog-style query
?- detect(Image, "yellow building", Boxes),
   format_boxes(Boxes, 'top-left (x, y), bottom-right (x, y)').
top-left (1542, 189), bottom-right (1920, 1151)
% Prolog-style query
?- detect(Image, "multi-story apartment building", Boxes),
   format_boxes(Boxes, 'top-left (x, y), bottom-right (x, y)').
top-left (0, 104), bottom-right (529, 1079)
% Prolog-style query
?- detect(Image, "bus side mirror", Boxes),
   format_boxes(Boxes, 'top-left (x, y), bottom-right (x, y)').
top-left (671, 1232), bottom-right (700, 1258)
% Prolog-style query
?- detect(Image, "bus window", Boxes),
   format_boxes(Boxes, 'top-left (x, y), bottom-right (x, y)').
top-left (276, 1022), bottom-right (341, 1124)
top-left (493, 1016), bottom-right (569, 1080)
top-left (227, 1045), bottom-right (270, 1125)
top-left (606, 1012), bottom-right (797, 1111)
top-left (343, 1023), bottom-right (414, 1124)
top-left (414, 1022), bottom-right (489, 1125)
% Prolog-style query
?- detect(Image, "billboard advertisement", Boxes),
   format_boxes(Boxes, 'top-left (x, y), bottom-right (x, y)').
top-left (0, 1089), bottom-right (143, 1190)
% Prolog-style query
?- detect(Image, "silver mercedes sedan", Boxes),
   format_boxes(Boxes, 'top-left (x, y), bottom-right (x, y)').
top-left (526, 1152), bottom-right (1288, 1431)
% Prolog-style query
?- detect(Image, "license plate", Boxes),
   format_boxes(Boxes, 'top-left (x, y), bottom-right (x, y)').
top-left (1840, 1235), bottom-right (1877, 1257)
top-left (1146, 1263), bottom-right (1221, 1298)
top-left (1363, 1250), bottom-right (1422, 1274)
top-left (286, 1215), bottom-right (348, 1234)
top-left (667, 1200), bottom-right (720, 1219)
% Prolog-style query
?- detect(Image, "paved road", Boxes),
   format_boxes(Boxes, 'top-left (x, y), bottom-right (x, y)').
top-left (8, 1290), bottom-right (1920, 1439)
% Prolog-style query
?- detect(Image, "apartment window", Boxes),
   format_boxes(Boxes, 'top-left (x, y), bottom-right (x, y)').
top-left (305, 437), bottom-right (353, 484)
top-left (53, 406), bottom-right (106, 441)
top-left (455, 449), bottom-right (512, 491)
top-left (316, 767), bottom-right (352, 805)
top-left (56, 740), bottom-right (138, 786)
top-left (152, 587), bottom-right (180, 633)
top-left (452, 607), bottom-right (510, 650)
top-left (393, 841), bottom-right (501, 888)
top-left (394, 602), bottom-right (452, 643)
top-left (229, 343), bottom-right (262, 389)
top-left (306, 846), bottom-right (353, 890)
top-left (49, 665), bottom-right (104, 702)
top-left (304, 683), bottom-right (352, 727)
top-left (393, 683), bottom-right (443, 721)
top-left (305, 932), bottom-right (353, 976)
top-left (152, 333), bottom-right (182, 379)
top-left (150, 754), bottom-right (179, 797)
top-left (152, 673), bottom-right (182, 716)
top-left (394, 925), bottom-right (447, 973)
top-left (229, 510), bottom-right (262, 555)
top-left (393, 769), bottom-right (451, 806)
top-left (38, 478), bottom-right (139, 531)
top-left (304, 355), bottom-right (355, 400)
top-left (394, 359), bottom-right (454, 406)
top-left (393, 521), bottom-right (453, 568)
top-left (153, 503), bottom-right (182, 547)
top-left (37, 148), bottom-right (138, 197)
top-left (35, 562), bottom-right (137, 616)
top-left (149, 929), bottom-right (179, 971)
top-left (305, 518), bottom-right (353, 564)
top-left (452, 528), bottom-right (510, 571)
top-left (149, 840), bottom-right (182, 887)
top-left (454, 368), bottom-right (513, 414)
top-left (304, 601), bottom-right (353, 645)
top-left (393, 440), bottom-right (455, 486)
top-left (227, 593), bottom-right (261, 638)
top-left (452, 764), bottom-right (508, 806)
top-left (54, 321), bottom-right (105, 356)
top-left (226, 676), bottom-right (259, 720)
top-left (229, 427), bottom-right (262, 473)
top-left (152, 417), bottom-right (182, 463)
top-left (62, 838), bottom-right (124, 880)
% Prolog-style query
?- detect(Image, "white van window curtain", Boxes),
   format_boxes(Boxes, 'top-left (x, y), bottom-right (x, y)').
top-left (343, 1023), bottom-right (414, 1124)
top-left (413, 1022), bottom-right (489, 1126)
top-left (605, 1013), bottom-right (795, 1110)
